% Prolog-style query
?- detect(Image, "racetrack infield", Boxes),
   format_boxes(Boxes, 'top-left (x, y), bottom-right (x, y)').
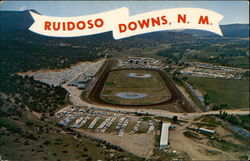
top-left (100, 69), bottom-right (171, 106)
top-left (87, 64), bottom-right (198, 112)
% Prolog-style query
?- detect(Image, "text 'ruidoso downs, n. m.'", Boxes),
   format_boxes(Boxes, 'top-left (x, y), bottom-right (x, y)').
top-left (29, 7), bottom-right (223, 39)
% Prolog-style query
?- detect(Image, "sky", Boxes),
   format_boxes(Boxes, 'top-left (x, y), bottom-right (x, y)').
top-left (0, 1), bottom-right (249, 25)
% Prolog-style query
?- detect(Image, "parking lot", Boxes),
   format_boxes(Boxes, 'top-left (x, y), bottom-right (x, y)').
top-left (55, 106), bottom-right (155, 136)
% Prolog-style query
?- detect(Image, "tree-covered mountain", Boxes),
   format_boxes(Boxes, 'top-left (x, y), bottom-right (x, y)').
top-left (0, 10), bottom-right (199, 74)
top-left (220, 24), bottom-right (249, 38)
top-left (182, 24), bottom-right (249, 38)
top-left (0, 10), bottom-right (35, 32)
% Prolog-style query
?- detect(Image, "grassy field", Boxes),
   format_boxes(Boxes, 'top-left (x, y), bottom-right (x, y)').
top-left (188, 77), bottom-right (249, 109)
top-left (100, 69), bottom-right (171, 105)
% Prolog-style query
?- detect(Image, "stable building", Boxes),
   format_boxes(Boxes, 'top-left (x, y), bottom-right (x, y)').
top-left (160, 123), bottom-right (171, 149)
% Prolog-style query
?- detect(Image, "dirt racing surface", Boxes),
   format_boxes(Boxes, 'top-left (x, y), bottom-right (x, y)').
top-left (88, 59), bottom-right (199, 112)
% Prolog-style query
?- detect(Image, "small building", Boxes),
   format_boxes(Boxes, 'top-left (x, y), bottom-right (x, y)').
top-left (77, 84), bottom-right (87, 90)
top-left (160, 123), bottom-right (171, 149)
top-left (199, 128), bottom-right (215, 134)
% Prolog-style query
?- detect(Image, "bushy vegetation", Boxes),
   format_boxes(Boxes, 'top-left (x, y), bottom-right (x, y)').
top-left (0, 117), bottom-right (23, 133)
top-left (184, 41), bottom-right (249, 68)
top-left (171, 71), bottom-right (188, 86)
top-left (219, 112), bottom-right (250, 131)
top-left (211, 104), bottom-right (229, 110)
top-left (157, 43), bottom-right (196, 64)
top-left (0, 39), bottom-right (102, 75)
top-left (158, 40), bottom-right (249, 68)
top-left (0, 114), bottom-right (142, 161)
top-left (208, 135), bottom-right (247, 152)
top-left (0, 75), bottom-right (67, 115)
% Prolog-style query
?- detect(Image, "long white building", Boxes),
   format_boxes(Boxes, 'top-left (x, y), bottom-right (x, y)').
top-left (160, 123), bottom-right (171, 149)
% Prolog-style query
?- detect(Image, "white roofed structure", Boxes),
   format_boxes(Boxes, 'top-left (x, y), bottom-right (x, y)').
top-left (160, 123), bottom-right (171, 149)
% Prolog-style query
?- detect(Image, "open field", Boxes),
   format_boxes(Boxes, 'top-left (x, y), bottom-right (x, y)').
top-left (76, 129), bottom-right (155, 158)
top-left (100, 69), bottom-right (171, 105)
top-left (188, 77), bottom-right (249, 109)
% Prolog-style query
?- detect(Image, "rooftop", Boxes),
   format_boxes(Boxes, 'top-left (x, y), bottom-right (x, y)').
top-left (160, 122), bottom-right (171, 148)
